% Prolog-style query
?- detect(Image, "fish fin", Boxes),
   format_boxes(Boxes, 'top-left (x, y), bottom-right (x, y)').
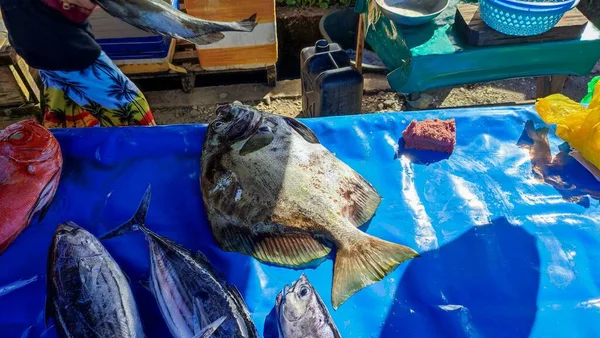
top-left (331, 231), bottom-right (418, 310)
top-left (187, 32), bottom-right (225, 46)
top-left (99, 185), bottom-right (151, 240)
top-left (283, 117), bottom-right (320, 144)
top-left (193, 316), bottom-right (227, 338)
top-left (239, 13), bottom-right (258, 32)
top-left (139, 279), bottom-right (152, 293)
top-left (30, 168), bottom-right (61, 224)
top-left (337, 172), bottom-right (382, 227)
top-left (239, 129), bottom-right (275, 155)
top-left (217, 228), bottom-right (331, 267)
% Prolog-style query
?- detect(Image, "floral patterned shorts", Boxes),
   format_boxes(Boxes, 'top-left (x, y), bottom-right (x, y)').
top-left (39, 52), bottom-right (156, 128)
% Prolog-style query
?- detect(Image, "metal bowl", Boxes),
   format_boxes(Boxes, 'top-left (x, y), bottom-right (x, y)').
top-left (375, 0), bottom-right (449, 26)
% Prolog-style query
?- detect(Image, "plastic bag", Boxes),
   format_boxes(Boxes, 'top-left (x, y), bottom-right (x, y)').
top-left (581, 76), bottom-right (599, 105)
top-left (535, 79), bottom-right (600, 171)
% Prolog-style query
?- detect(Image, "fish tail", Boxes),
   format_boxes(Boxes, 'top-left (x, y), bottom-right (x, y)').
top-left (98, 185), bottom-right (151, 240)
top-left (238, 13), bottom-right (258, 32)
top-left (331, 231), bottom-right (418, 310)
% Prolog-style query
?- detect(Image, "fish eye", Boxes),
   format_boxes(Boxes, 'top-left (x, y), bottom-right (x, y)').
top-left (9, 132), bottom-right (24, 141)
top-left (214, 121), bottom-right (224, 129)
top-left (299, 286), bottom-right (310, 298)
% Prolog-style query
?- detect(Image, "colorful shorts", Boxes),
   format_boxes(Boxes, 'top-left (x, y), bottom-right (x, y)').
top-left (39, 52), bottom-right (156, 128)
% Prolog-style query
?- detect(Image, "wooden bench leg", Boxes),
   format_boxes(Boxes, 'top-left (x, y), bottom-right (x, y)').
top-left (536, 75), bottom-right (568, 98)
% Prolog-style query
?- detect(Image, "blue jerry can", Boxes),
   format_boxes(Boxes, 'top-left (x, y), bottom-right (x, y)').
top-left (300, 39), bottom-right (364, 118)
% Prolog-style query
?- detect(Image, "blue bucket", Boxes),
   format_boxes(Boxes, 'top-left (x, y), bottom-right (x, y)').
top-left (479, 0), bottom-right (580, 36)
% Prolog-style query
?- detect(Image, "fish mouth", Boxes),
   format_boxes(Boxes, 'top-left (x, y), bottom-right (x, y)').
top-left (55, 222), bottom-right (83, 235)
top-left (212, 102), bottom-right (261, 143)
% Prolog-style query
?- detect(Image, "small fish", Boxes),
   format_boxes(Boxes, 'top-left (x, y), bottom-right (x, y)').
top-left (200, 102), bottom-right (419, 309)
top-left (0, 120), bottom-right (62, 254)
top-left (46, 222), bottom-right (144, 338)
top-left (94, 0), bottom-right (258, 45)
top-left (276, 274), bottom-right (341, 338)
top-left (100, 186), bottom-right (258, 338)
top-left (0, 275), bottom-right (38, 297)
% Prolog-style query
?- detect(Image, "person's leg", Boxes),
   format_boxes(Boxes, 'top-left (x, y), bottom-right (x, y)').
top-left (39, 51), bottom-right (156, 128)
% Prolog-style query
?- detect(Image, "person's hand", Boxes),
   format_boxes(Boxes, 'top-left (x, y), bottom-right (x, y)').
top-left (62, 0), bottom-right (96, 10)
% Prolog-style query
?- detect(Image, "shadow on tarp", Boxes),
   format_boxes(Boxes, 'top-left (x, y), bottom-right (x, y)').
top-left (517, 120), bottom-right (600, 208)
top-left (395, 137), bottom-right (451, 165)
top-left (382, 217), bottom-right (541, 337)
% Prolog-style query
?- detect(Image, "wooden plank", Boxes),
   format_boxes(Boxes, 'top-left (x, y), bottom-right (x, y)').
top-left (196, 44), bottom-right (277, 70)
top-left (185, 0), bottom-right (275, 23)
top-left (456, 4), bottom-right (589, 46)
top-left (0, 67), bottom-right (26, 107)
top-left (173, 50), bottom-right (200, 63)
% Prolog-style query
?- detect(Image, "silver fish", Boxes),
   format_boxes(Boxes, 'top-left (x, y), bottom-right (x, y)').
top-left (45, 222), bottom-right (144, 338)
top-left (200, 102), bottom-right (419, 309)
top-left (100, 186), bottom-right (258, 338)
top-left (93, 0), bottom-right (258, 45)
top-left (276, 274), bottom-right (341, 338)
top-left (0, 275), bottom-right (37, 297)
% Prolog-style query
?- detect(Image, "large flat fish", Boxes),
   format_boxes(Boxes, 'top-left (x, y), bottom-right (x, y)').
top-left (100, 186), bottom-right (258, 338)
top-left (94, 0), bottom-right (258, 45)
top-left (200, 102), bottom-right (419, 309)
top-left (0, 120), bottom-right (62, 254)
top-left (46, 222), bottom-right (144, 338)
top-left (276, 274), bottom-right (341, 338)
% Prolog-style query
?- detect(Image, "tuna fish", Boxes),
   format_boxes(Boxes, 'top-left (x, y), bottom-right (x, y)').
top-left (276, 274), bottom-right (341, 338)
top-left (0, 120), bottom-right (62, 254)
top-left (200, 102), bottom-right (419, 309)
top-left (45, 222), bottom-right (144, 338)
top-left (93, 0), bottom-right (258, 45)
top-left (100, 186), bottom-right (259, 338)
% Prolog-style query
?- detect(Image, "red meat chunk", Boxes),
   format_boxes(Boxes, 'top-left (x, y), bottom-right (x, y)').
top-left (402, 118), bottom-right (456, 153)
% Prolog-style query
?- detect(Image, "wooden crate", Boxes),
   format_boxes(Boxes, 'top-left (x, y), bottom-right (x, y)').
top-left (0, 47), bottom-right (41, 111)
top-left (121, 0), bottom-right (278, 93)
top-left (455, 4), bottom-right (589, 47)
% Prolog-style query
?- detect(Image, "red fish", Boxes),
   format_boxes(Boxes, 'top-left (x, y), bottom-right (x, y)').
top-left (0, 120), bottom-right (63, 254)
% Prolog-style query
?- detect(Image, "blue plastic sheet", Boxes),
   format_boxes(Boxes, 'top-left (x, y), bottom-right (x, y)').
top-left (1, 105), bottom-right (600, 337)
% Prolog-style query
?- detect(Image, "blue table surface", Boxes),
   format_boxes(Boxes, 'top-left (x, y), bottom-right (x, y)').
top-left (1, 105), bottom-right (600, 338)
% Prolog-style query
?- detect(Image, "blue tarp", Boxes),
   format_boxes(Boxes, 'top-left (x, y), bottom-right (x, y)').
top-left (1, 105), bottom-right (600, 337)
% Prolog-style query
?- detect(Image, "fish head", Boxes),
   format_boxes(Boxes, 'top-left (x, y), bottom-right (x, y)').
top-left (51, 222), bottom-right (105, 257)
top-left (277, 274), bottom-right (316, 324)
top-left (0, 119), bottom-right (62, 167)
top-left (206, 102), bottom-right (264, 146)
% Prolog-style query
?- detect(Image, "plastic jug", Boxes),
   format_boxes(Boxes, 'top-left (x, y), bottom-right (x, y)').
top-left (300, 39), bottom-right (363, 117)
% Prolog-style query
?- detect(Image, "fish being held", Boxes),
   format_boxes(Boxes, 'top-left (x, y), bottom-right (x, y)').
top-left (46, 222), bottom-right (144, 338)
top-left (93, 0), bottom-right (258, 45)
top-left (0, 120), bottom-right (62, 254)
top-left (200, 102), bottom-right (419, 309)
top-left (276, 274), bottom-right (341, 338)
top-left (100, 186), bottom-right (259, 338)
top-left (0, 275), bottom-right (38, 297)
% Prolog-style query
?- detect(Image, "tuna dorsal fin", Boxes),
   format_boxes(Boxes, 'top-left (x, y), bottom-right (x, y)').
top-left (239, 126), bottom-right (275, 156)
top-left (216, 227), bottom-right (331, 267)
top-left (283, 117), bottom-right (320, 144)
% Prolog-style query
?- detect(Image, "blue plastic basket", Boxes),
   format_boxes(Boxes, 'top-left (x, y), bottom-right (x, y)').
top-left (479, 0), bottom-right (581, 36)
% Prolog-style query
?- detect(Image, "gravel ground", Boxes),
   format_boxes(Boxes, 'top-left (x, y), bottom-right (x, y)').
top-left (152, 72), bottom-right (597, 125)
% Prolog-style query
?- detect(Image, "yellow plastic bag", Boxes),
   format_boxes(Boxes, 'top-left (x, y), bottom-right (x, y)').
top-left (535, 80), bottom-right (600, 171)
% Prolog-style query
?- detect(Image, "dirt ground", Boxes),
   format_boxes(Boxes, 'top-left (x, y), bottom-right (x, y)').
top-left (150, 72), bottom-right (597, 125)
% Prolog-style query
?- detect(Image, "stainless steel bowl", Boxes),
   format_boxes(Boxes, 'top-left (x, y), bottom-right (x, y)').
top-left (375, 0), bottom-right (449, 26)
